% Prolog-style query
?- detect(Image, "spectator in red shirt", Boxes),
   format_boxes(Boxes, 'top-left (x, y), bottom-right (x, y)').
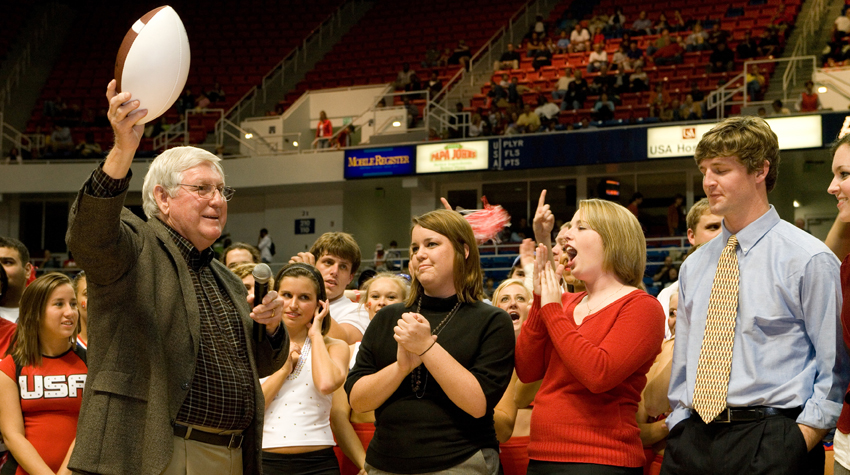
top-left (315, 111), bottom-right (333, 149)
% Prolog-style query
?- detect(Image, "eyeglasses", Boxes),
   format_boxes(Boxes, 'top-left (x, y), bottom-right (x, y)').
top-left (178, 183), bottom-right (235, 201)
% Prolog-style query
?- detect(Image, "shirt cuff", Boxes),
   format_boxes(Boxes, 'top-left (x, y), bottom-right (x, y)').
top-left (88, 162), bottom-right (132, 198)
top-left (267, 322), bottom-right (286, 350)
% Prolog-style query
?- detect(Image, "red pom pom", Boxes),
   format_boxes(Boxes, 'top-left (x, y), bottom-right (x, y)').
top-left (460, 196), bottom-right (512, 244)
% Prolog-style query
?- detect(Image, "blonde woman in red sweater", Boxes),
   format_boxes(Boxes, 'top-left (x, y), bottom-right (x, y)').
top-left (516, 199), bottom-right (665, 475)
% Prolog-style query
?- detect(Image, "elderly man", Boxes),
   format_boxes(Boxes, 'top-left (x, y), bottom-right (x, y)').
top-left (66, 80), bottom-right (288, 475)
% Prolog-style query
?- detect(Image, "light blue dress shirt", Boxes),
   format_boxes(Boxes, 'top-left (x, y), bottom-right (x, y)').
top-left (667, 206), bottom-right (848, 430)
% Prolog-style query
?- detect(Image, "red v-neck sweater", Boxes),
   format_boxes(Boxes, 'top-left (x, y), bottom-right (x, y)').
top-left (515, 290), bottom-right (664, 468)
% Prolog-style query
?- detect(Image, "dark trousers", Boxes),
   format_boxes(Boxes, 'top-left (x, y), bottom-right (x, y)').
top-left (527, 460), bottom-right (642, 475)
top-left (660, 414), bottom-right (824, 475)
top-left (262, 447), bottom-right (341, 475)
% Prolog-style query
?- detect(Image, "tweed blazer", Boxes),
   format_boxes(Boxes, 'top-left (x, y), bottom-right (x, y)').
top-left (65, 175), bottom-right (287, 474)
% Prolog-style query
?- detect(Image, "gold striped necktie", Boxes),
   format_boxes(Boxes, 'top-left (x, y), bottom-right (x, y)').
top-left (692, 234), bottom-right (739, 423)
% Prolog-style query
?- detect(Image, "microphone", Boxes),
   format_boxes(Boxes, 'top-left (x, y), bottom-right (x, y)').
top-left (252, 263), bottom-right (273, 342)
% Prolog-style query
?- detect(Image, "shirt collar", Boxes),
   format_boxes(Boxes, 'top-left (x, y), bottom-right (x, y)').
top-left (720, 205), bottom-right (779, 255)
top-left (161, 221), bottom-right (214, 270)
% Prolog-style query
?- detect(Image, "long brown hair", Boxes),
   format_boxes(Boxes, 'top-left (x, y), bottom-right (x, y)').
top-left (274, 263), bottom-right (331, 336)
top-left (13, 273), bottom-right (77, 367)
top-left (406, 209), bottom-right (484, 306)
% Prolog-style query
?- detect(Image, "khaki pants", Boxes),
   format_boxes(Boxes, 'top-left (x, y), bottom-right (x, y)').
top-left (365, 449), bottom-right (499, 475)
top-left (160, 433), bottom-right (243, 475)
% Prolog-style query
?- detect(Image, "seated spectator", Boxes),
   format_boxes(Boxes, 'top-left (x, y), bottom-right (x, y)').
top-left (770, 3), bottom-right (794, 32)
top-left (757, 106), bottom-right (767, 117)
top-left (427, 71), bottom-right (443, 99)
top-left (516, 103), bottom-right (541, 133)
top-left (629, 65), bottom-right (649, 92)
top-left (422, 42), bottom-right (440, 68)
top-left (771, 99), bottom-right (791, 115)
top-left (652, 256), bottom-right (677, 286)
top-left (707, 42), bottom-right (734, 73)
top-left (50, 124), bottom-right (74, 155)
top-left (469, 113), bottom-right (486, 137)
top-left (530, 14), bottom-right (547, 40)
top-left (494, 43), bottom-right (521, 71)
top-left (487, 79), bottom-right (508, 108)
top-left (757, 29), bottom-right (780, 57)
top-left (176, 89), bottom-right (195, 115)
top-left (437, 47), bottom-right (452, 67)
top-left (613, 67), bottom-right (629, 95)
top-left (626, 41), bottom-right (646, 69)
top-left (491, 110), bottom-right (508, 135)
top-left (562, 69), bottom-right (589, 110)
top-left (206, 82), bottom-right (226, 103)
top-left (587, 42), bottom-right (608, 72)
top-left (647, 28), bottom-right (672, 57)
top-left (552, 65), bottom-right (575, 101)
top-left (736, 30), bottom-right (759, 59)
top-left (611, 43), bottom-right (630, 71)
top-left (500, 73), bottom-right (510, 87)
top-left (5, 146), bottom-right (22, 165)
top-left (590, 64), bottom-right (617, 98)
top-left (661, 98), bottom-right (682, 122)
top-left (648, 82), bottom-right (671, 117)
top-left (654, 13), bottom-right (671, 35)
top-left (707, 22), bottom-right (730, 49)
top-left (680, 94), bottom-right (702, 120)
top-left (670, 9), bottom-right (690, 32)
top-left (688, 81), bottom-right (705, 103)
top-left (652, 36), bottom-right (685, 66)
top-left (448, 102), bottom-right (467, 138)
top-left (394, 62), bottom-right (416, 90)
top-left (75, 132), bottom-right (103, 158)
top-left (531, 44), bottom-right (553, 71)
top-left (746, 65), bottom-right (766, 99)
top-left (835, 9), bottom-right (850, 40)
top-left (526, 33), bottom-right (545, 57)
top-left (606, 7), bottom-right (627, 37)
top-left (631, 11), bottom-right (653, 36)
top-left (505, 112), bottom-right (522, 135)
top-left (685, 23), bottom-right (708, 51)
top-left (404, 72), bottom-right (422, 97)
top-left (448, 39), bottom-right (472, 70)
top-left (508, 76), bottom-right (530, 106)
top-left (555, 30), bottom-right (571, 53)
top-left (404, 97), bottom-right (420, 128)
top-left (592, 93), bottom-right (616, 121)
top-left (796, 80), bottom-right (822, 112)
top-left (569, 23), bottom-right (591, 53)
top-left (534, 95), bottom-right (560, 124)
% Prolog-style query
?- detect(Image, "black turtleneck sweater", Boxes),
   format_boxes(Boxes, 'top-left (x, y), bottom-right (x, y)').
top-left (345, 294), bottom-right (515, 473)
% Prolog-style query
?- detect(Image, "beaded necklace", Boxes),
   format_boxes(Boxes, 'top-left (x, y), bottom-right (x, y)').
top-left (410, 296), bottom-right (462, 398)
top-left (286, 337), bottom-right (311, 380)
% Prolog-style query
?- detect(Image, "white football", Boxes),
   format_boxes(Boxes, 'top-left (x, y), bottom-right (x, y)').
top-left (114, 6), bottom-right (190, 125)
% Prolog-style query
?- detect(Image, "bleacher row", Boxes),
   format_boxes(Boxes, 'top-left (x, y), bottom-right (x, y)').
top-left (10, 0), bottom-right (802, 153)
top-left (24, 0), bottom-right (344, 150)
top-left (460, 0), bottom-right (798, 124)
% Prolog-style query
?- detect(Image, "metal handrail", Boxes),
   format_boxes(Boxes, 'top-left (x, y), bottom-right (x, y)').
top-left (783, 0), bottom-right (826, 97)
top-left (220, 0), bottom-right (360, 128)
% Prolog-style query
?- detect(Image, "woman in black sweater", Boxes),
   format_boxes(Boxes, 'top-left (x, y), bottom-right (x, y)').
top-left (346, 209), bottom-right (515, 474)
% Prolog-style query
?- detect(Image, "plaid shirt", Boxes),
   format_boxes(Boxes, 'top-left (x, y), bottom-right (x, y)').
top-left (88, 166), bottom-right (255, 430)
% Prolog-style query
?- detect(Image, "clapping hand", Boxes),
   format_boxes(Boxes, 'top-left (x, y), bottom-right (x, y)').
top-left (394, 312), bottom-right (436, 355)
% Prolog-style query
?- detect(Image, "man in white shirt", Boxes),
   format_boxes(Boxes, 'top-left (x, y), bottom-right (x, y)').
top-left (0, 237), bottom-right (33, 323)
top-left (569, 23), bottom-right (591, 53)
top-left (290, 232), bottom-right (369, 344)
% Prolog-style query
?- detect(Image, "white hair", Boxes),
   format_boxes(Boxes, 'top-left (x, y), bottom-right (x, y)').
top-left (141, 146), bottom-right (224, 219)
